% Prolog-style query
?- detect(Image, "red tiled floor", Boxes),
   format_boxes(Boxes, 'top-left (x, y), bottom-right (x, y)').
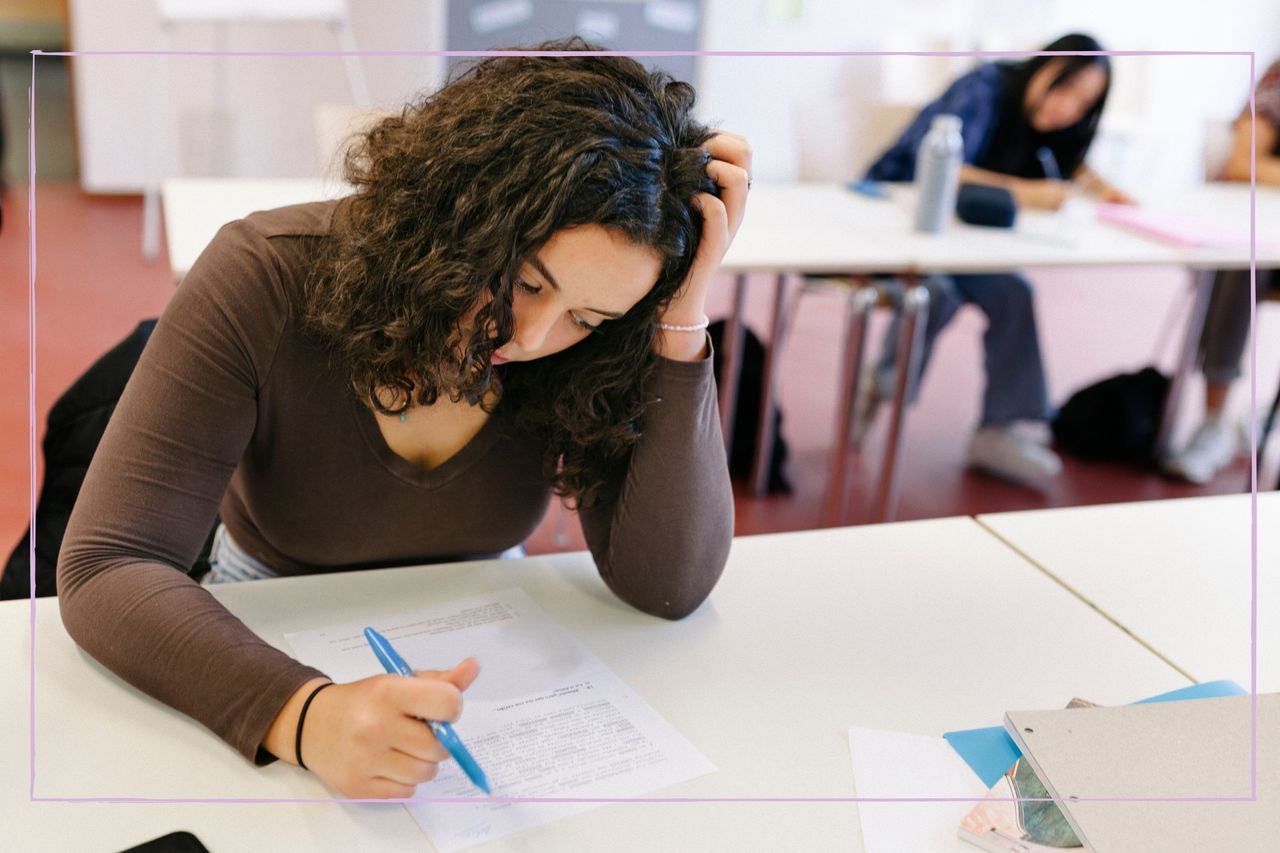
top-left (1, 184), bottom-right (1275, 572)
top-left (1, 185), bottom-right (179, 563)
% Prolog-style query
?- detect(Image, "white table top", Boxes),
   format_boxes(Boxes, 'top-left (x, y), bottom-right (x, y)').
top-left (978, 492), bottom-right (1280, 693)
top-left (1126, 182), bottom-right (1280, 270)
top-left (5, 518), bottom-right (1187, 852)
top-left (722, 182), bottom-right (1187, 274)
top-left (163, 178), bottom-right (1280, 283)
top-left (162, 177), bottom-right (351, 280)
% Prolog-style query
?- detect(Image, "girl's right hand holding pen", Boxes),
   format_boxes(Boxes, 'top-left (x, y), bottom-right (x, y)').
top-left (262, 658), bottom-right (480, 798)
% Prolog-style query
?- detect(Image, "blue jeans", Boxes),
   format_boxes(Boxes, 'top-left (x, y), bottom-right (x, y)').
top-left (874, 273), bottom-right (1051, 426)
top-left (1198, 267), bottom-right (1278, 383)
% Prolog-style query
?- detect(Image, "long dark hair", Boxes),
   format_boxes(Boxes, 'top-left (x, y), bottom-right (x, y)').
top-left (981, 33), bottom-right (1111, 179)
top-left (302, 38), bottom-right (716, 506)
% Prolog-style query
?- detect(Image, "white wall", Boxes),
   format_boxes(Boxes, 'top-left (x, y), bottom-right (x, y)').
top-left (69, 0), bottom-right (1280, 192)
top-left (70, 0), bottom-right (448, 192)
top-left (694, 0), bottom-right (1280, 185)
top-left (695, 0), bottom-right (979, 181)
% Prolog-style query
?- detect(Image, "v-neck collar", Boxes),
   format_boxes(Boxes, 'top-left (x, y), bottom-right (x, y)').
top-left (348, 391), bottom-right (505, 489)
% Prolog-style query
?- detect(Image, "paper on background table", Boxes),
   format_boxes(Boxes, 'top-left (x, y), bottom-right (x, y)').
top-left (285, 588), bottom-right (715, 852)
top-left (1096, 202), bottom-right (1280, 251)
top-left (847, 727), bottom-right (989, 853)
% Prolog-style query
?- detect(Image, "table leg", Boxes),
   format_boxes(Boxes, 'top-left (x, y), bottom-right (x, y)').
top-left (825, 280), bottom-right (877, 526)
top-left (873, 278), bottom-right (930, 523)
top-left (1252, 379), bottom-right (1280, 492)
top-left (1154, 269), bottom-right (1215, 460)
top-left (719, 273), bottom-right (749, 449)
top-left (751, 273), bottom-right (792, 496)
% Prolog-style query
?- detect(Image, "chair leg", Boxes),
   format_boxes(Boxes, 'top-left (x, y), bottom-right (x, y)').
top-left (873, 278), bottom-right (930, 523)
top-left (826, 280), bottom-right (877, 526)
top-left (1155, 269), bottom-right (1215, 459)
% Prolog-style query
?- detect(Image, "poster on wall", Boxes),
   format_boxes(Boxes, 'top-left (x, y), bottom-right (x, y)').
top-left (448, 0), bottom-right (701, 86)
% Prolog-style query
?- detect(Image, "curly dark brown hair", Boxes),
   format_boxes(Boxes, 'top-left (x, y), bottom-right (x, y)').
top-left (302, 38), bottom-right (717, 505)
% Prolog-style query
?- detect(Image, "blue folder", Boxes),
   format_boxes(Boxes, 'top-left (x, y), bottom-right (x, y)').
top-left (942, 680), bottom-right (1247, 787)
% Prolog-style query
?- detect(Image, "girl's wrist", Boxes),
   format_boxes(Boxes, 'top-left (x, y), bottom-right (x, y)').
top-left (653, 328), bottom-right (709, 361)
top-left (658, 291), bottom-right (709, 327)
top-left (656, 314), bottom-right (709, 333)
top-left (262, 676), bottom-right (332, 765)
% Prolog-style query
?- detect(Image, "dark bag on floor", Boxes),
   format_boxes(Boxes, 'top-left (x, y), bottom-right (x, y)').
top-left (1051, 367), bottom-right (1170, 464)
top-left (0, 319), bottom-right (216, 599)
top-left (707, 320), bottom-right (792, 493)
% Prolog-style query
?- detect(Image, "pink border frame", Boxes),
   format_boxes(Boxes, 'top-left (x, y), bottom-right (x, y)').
top-left (25, 47), bottom-right (1261, 807)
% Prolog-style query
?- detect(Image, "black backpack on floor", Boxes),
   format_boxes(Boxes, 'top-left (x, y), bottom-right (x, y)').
top-left (1, 320), bottom-right (216, 599)
top-left (1051, 367), bottom-right (1170, 465)
top-left (708, 320), bottom-right (792, 494)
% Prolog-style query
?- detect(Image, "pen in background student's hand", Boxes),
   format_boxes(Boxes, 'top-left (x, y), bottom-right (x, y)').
top-left (1036, 146), bottom-right (1061, 181)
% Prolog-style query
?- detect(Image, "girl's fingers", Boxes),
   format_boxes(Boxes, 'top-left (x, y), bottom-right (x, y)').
top-left (705, 160), bottom-right (749, 237)
top-left (377, 748), bottom-right (441, 787)
top-left (390, 676), bottom-right (464, 723)
top-left (705, 131), bottom-right (753, 177)
top-left (682, 192), bottom-right (730, 296)
top-left (390, 715), bottom-right (450, 763)
top-left (692, 192), bottom-right (729, 252)
top-left (361, 778), bottom-right (418, 800)
top-left (415, 658), bottom-right (481, 692)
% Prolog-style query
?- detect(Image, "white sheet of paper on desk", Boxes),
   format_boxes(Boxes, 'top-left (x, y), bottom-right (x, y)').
top-left (285, 588), bottom-right (715, 852)
top-left (847, 727), bottom-right (989, 853)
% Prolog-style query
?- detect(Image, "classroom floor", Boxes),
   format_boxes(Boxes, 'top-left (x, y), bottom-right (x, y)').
top-left (2, 183), bottom-right (1277, 567)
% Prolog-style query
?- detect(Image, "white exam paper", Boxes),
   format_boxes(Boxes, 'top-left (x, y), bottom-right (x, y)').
top-left (285, 588), bottom-right (715, 852)
top-left (847, 727), bottom-right (988, 853)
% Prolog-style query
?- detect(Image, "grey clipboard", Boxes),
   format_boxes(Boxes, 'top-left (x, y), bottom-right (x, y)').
top-left (1004, 693), bottom-right (1278, 853)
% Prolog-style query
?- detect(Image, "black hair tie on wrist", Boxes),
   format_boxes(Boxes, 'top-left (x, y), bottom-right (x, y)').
top-left (295, 682), bottom-right (335, 771)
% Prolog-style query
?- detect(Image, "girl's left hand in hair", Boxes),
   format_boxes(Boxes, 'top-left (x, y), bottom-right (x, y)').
top-left (655, 130), bottom-right (752, 361)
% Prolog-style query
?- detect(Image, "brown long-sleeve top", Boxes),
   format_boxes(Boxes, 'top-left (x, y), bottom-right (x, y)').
top-left (56, 200), bottom-right (733, 764)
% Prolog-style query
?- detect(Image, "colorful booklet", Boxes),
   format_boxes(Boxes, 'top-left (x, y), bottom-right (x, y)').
top-left (957, 699), bottom-right (1095, 851)
top-left (953, 682), bottom-right (1247, 851)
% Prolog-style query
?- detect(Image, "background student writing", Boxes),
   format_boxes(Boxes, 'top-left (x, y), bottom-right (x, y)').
top-left (860, 32), bottom-right (1134, 483)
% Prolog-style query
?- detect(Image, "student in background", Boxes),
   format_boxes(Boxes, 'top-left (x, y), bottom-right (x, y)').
top-left (57, 42), bottom-right (743, 799)
top-left (1164, 56), bottom-right (1280, 484)
top-left (860, 33), bottom-right (1132, 483)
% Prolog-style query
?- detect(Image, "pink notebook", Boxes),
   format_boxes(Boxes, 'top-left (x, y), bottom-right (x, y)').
top-left (1096, 202), bottom-right (1278, 252)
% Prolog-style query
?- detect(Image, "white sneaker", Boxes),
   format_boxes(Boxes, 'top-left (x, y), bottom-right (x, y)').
top-left (966, 424), bottom-right (1063, 482)
top-left (1164, 417), bottom-right (1246, 485)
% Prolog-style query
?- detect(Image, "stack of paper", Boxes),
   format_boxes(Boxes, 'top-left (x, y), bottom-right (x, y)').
top-left (286, 588), bottom-right (714, 852)
top-left (847, 682), bottom-right (1249, 853)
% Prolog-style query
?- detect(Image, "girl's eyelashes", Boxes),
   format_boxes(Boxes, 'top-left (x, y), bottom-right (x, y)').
top-left (514, 276), bottom-right (604, 334)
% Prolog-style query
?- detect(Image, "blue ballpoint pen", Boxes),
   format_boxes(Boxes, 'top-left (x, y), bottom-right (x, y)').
top-left (363, 626), bottom-right (491, 795)
top-left (1036, 146), bottom-right (1062, 181)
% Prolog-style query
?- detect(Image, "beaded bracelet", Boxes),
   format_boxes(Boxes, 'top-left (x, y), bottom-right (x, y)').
top-left (656, 315), bottom-right (710, 333)
top-left (295, 681), bottom-right (335, 770)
